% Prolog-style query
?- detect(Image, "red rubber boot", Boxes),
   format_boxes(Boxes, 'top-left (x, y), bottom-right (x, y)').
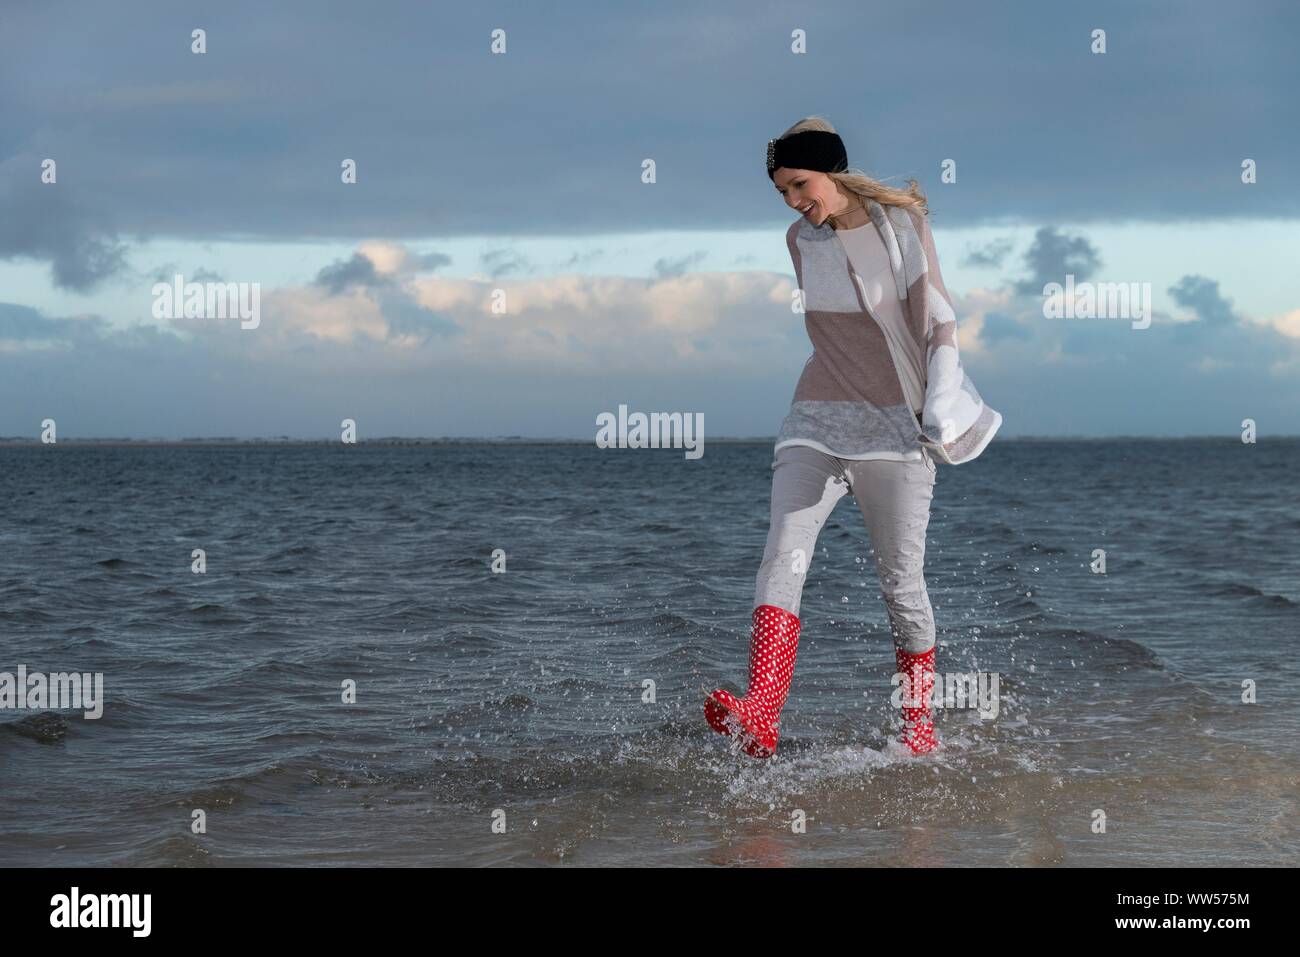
top-left (895, 646), bottom-right (938, 754)
top-left (704, 604), bottom-right (801, 758)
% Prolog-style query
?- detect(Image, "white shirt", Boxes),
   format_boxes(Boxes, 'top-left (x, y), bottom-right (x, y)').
top-left (834, 221), bottom-right (927, 414)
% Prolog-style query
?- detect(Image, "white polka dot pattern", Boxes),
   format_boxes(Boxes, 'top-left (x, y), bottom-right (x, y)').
top-left (895, 645), bottom-right (938, 754)
top-left (704, 603), bottom-right (801, 759)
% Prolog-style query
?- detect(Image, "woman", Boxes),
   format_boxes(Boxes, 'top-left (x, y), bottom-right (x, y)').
top-left (704, 116), bottom-right (1002, 759)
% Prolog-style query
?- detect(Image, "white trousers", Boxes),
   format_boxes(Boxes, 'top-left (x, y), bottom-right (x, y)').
top-left (754, 444), bottom-right (937, 653)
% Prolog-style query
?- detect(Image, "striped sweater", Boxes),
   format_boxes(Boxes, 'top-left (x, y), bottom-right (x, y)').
top-left (775, 198), bottom-right (1002, 465)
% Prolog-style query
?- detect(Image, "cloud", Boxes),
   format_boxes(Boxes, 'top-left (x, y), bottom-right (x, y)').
top-left (978, 310), bottom-right (1031, 343)
top-left (1168, 275), bottom-right (1236, 325)
top-left (313, 241), bottom-right (454, 295)
top-left (355, 241), bottom-right (450, 277)
top-left (150, 264), bottom-right (224, 284)
top-left (1263, 308), bottom-right (1300, 340)
top-left (0, 167), bottom-right (128, 292)
top-left (0, 302), bottom-right (107, 351)
top-left (315, 253), bottom-right (385, 293)
top-left (4, 236), bottom-right (1300, 438)
top-left (1012, 227), bottom-right (1103, 296)
top-left (962, 236), bottom-right (1300, 381)
top-left (479, 247), bottom-right (530, 279)
top-left (653, 252), bottom-right (707, 279)
top-left (957, 220), bottom-right (1300, 379)
top-left (148, 241), bottom-right (801, 373)
top-left (371, 288), bottom-right (461, 341)
top-left (962, 237), bottom-right (1014, 269)
top-left (0, 0), bottom-right (1291, 253)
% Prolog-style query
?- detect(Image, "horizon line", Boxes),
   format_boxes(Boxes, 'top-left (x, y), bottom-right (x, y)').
top-left (0, 434), bottom-right (1291, 446)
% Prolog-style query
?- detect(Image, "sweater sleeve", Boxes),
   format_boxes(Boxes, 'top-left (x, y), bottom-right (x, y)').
top-left (913, 209), bottom-right (968, 460)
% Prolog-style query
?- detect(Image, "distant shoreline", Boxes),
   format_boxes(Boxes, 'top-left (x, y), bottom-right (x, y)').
top-left (0, 435), bottom-right (1293, 447)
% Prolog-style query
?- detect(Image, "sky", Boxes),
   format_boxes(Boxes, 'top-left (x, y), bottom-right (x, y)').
top-left (1, 0), bottom-right (1298, 439)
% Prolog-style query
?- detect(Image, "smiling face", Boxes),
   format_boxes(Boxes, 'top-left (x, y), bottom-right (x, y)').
top-left (772, 167), bottom-right (850, 226)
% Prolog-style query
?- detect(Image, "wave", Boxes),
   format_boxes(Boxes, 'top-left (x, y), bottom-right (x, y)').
top-left (0, 712), bottom-right (70, 744)
top-left (1201, 581), bottom-right (1296, 607)
top-left (435, 692), bottom-right (537, 728)
top-left (113, 833), bottom-right (213, 867)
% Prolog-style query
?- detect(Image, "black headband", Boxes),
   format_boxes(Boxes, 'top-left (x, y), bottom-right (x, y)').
top-left (766, 129), bottom-right (848, 180)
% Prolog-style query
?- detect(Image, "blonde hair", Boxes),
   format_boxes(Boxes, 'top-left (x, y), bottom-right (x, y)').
top-left (776, 116), bottom-right (928, 213)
